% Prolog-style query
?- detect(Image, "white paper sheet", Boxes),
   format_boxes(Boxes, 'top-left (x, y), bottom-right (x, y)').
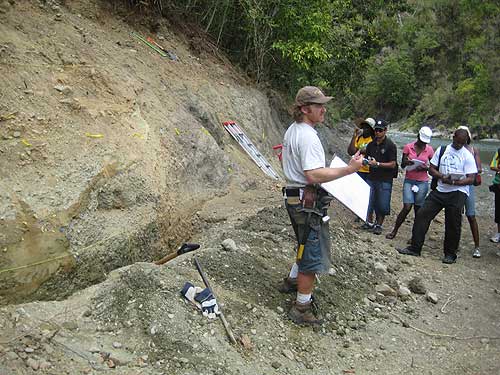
top-left (321, 156), bottom-right (371, 220)
top-left (405, 159), bottom-right (426, 171)
top-left (448, 173), bottom-right (465, 181)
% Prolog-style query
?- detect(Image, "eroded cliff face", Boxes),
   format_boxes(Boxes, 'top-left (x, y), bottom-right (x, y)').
top-left (0, 0), bottom-right (292, 302)
top-left (1, 3), bottom-right (500, 375)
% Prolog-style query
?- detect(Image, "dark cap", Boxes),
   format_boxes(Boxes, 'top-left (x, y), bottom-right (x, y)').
top-left (374, 119), bottom-right (388, 129)
top-left (295, 86), bottom-right (333, 106)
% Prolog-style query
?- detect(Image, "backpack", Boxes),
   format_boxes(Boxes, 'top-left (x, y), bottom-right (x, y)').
top-left (430, 145), bottom-right (446, 190)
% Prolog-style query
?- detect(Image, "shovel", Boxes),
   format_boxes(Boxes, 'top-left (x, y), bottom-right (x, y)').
top-left (194, 257), bottom-right (238, 345)
top-left (155, 243), bottom-right (200, 265)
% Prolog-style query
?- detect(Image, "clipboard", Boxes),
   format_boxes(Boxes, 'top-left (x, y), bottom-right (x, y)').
top-left (321, 156), bottom-right (370, 220)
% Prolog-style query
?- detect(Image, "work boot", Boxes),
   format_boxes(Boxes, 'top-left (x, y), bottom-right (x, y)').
top-left (288, 301), bottom-right (322, 325)
top-left (396, 247), bottom-right (421, 257)
top-left (278, 277), bottom-right (297, 293)
top-left (442, 254), bottom-right (457, 264)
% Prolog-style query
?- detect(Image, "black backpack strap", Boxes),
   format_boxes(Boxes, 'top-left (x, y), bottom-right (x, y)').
top-left (430, 145), bottom-right (447, 191)
top-left (436, 145), bottom-right (446, 169)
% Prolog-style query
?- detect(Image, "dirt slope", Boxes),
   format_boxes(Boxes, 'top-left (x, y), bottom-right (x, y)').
top-left (0, 0), bottom-right (290, 301)
top-left (0, 1), bottom-right (499, 375)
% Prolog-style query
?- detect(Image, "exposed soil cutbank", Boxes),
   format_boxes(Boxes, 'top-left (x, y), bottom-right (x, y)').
top-left (0, 1), bottom-right (499, 375)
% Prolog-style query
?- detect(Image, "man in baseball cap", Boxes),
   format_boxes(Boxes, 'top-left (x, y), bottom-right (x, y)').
top-left (294, 86), bottom-right (333, 106)
top-left (364, 118), bottom-right (398, 235)
top-left (281, 86), bottom-right (363, 325)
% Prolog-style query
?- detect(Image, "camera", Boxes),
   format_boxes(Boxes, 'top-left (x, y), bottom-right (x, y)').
top-left (362, 156), bottom-right (373, 166)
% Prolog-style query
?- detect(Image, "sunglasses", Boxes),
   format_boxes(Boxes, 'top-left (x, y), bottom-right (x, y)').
top-left (374, 128), bottom-right (386, 133)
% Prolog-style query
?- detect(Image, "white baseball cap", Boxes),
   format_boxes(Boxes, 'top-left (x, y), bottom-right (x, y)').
top-left (361, 117), bottom-right (376, 128)
top-left (418, 126), bottom-right (433, 143)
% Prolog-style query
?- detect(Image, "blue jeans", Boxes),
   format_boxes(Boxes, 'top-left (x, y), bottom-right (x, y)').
top-left (464, 185), bottom-right (475, 216)
top-left (357, 171), bottom-right (370, 182)
top-left (358, 172), bottom-right (374, 219)
top-left (367, 179), bottom-right (393, 216)
top-left (285, 201), bottom-right (331, 274)
top-left (403, 179), bottom-right (429, 207)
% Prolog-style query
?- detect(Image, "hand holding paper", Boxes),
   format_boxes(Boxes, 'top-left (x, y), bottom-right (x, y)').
top-left (405, 159), bottom-right (426, 171)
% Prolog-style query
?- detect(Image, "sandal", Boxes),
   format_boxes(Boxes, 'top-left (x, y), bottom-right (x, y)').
top-left (385, 232), bottom-right (396, 239)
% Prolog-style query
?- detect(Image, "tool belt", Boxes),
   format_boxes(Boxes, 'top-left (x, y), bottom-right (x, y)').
top-left (283, 185), bottom-right (331, 213)
top-left (283, 185), bottom-right (333, 262)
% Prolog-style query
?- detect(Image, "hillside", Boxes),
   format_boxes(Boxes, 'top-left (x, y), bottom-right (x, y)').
top-left (1, 1), bottom-right (499, 375)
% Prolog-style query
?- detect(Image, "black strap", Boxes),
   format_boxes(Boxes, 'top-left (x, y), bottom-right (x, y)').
top-left (300, 212), bottom-right (312, 247)
top-left (430, 145), bottom-right (446, 190)
top-left (437, 144), bottom-right (446, 169)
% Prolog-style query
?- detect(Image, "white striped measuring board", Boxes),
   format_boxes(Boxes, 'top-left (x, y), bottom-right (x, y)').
top-left (223, 121), bottom-right (280, 180)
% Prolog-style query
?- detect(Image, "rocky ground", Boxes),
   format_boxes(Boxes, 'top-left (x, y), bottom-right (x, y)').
top-left (1, 182), bottom-right (500, 375)
top-left (1, 1), bottom-right (499, 374)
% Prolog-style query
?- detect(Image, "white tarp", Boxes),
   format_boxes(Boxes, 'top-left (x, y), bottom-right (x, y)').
top-left (321, 156), bottom-right (370, 220)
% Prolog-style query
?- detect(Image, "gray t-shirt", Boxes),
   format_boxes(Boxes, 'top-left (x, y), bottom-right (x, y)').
top-left (282, 122), bottom-right (325, 186)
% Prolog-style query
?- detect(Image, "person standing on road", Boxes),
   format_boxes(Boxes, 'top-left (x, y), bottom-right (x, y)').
top-left (396, 128), bottom-right (478, 264)
top-left (364, 119), bottom-right (398, 235)
top-left (347, 117), bottom-right (375, 181)
top-left (348, 117), bottom-right (375, 224)
top-left (386, 126), bottom-right (434, 240)
top-left (489, 148), bottom-right (500, 248)
top-left (458, 126), bottom-right (482, 258)
top-left (281, 86), bottom-right (363, 325)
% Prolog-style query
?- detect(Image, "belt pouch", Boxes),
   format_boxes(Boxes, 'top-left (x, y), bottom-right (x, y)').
top-left (302, 186), bottom-right (317, 209)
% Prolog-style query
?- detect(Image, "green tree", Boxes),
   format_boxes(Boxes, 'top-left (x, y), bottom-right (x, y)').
top-left (363, 49), bottom-right (416, 115)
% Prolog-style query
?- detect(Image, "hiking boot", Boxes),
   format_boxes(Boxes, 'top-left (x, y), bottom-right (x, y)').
top-left (278, 277), bottom-right (297, 293)
top-left (372, 224), bottom-right (383, 235)
top-left (396, 247), bottom-right (421, 257)
top-left (442, 254), bottom-right (457, 264)
top-left (310, 294), bottom-right (319, 314)
top-left (288, 301), bottom-right (322, 325)
top-left (361, 222), bottom-right (374, 230)
top-left (490, 233), bottom-right (500, 243)
top-left (472, 248), bottom-right (481, 258)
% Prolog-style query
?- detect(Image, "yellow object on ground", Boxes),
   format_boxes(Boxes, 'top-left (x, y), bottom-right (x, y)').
top-left (85, 132), bottom-right (104, 138)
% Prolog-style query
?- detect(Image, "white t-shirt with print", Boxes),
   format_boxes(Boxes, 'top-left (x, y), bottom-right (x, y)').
top-left (431, 145), bottom-right (477, 196)
top-left (282, 122), bottom-right (325, 186)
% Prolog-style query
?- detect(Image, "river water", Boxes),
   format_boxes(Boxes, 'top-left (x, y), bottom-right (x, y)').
top-left (388, 131), bottom-right (500, 219)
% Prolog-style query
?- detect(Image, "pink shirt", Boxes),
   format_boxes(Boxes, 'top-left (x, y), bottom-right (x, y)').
top-left (403, 141), bottom-right (435, 182)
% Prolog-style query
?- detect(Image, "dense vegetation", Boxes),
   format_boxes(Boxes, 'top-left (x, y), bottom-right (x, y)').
top-left (116, 0), bottom-right (499, 137)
